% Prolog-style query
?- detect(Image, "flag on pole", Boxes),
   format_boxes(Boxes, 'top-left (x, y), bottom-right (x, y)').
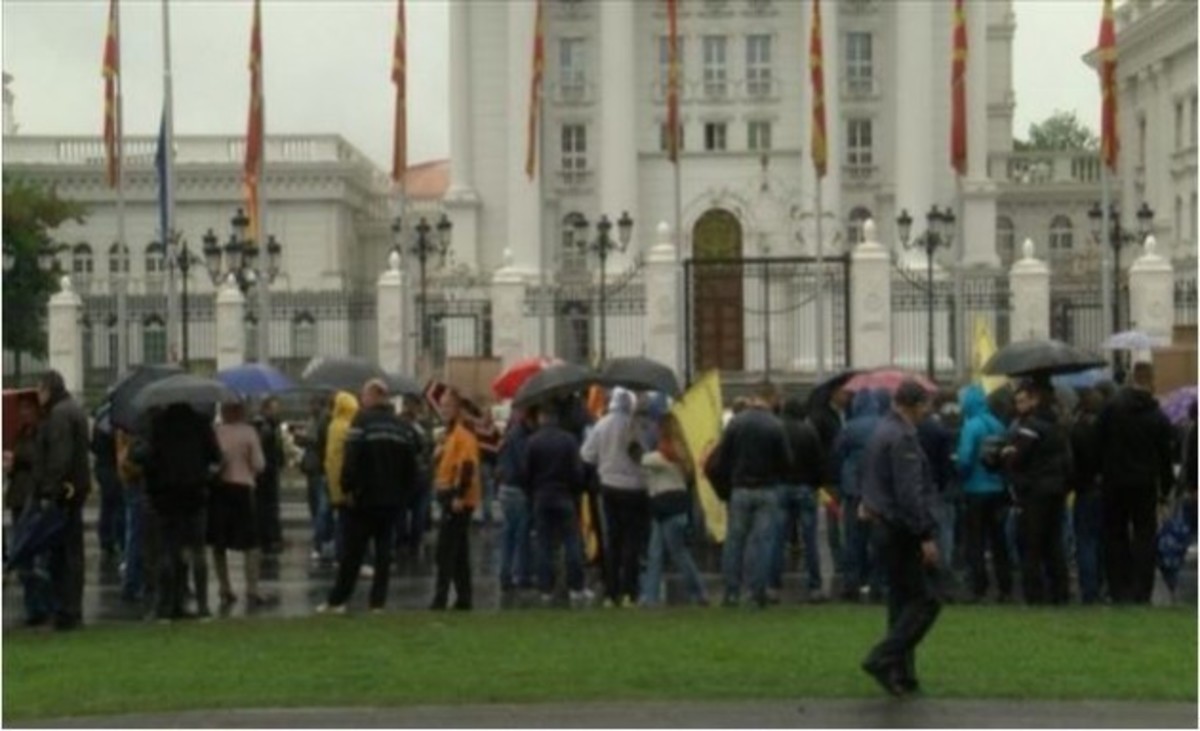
top-left (391, 0), bottom-right (407, 183)
top-left (809, 0), bottom-right (827, 179)
top-left (154, 110), bottom-right (169, 245)
top-left (670, 370), bottom-right (727, 542)
top-left (666, 0), bottom-right (681, 164)
top-left (951, 0), bottom-right (968, 176)
top-left (102, 0), bottom-right (120, 188)
top-left (524, 0), bottom-right (545, 180)
top-left (244, 0), bottom-right (264, 244)
top-left (1098, 0), bottom-right (1119, 172)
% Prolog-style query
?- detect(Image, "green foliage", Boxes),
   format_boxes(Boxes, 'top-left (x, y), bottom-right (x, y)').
top-left (1, 179), bottom-right (86, 359)
top-left (1014, 110), bottom-right (1099, 152)
top-left (2, 606), bottom-right (1195, 720)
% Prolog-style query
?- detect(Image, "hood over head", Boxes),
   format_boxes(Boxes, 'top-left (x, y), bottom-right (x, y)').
top-left (332, 391), bottom-right (360, 421)
top-left (608, 387), bottom-right (636, 415)
top-left (959, 384), bottom-right (990, 419)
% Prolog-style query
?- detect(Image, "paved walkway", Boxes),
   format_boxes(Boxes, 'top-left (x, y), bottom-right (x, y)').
top-left (14, 699), bottom-right (1199, 729)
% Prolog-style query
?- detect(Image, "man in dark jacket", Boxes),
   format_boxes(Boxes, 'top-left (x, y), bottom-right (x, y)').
top-left (32, 370), bottom-right (92, 631)
top-left (1002, 380), bottom-right (1070, 605)
top-left (1096, 362), bottom-right (1175, 604)
top-left (810, 386), bottom-right (851, 576)
top-left (708, 382), bottom-right (792, 608)
top-left (521, 407), bottom-right (590, 605)
top-left (770, 397), bottom-right (826, 600)
top-left (253, 397), bottom-right (285, 555)
top-left (1070, 388), bottom-right (1105, 604)
top-left (319, 380), bottom-right (419, 613)
top-left (860, 380), bottom-right (941, 697)
top-left (394, 394), bottom-right (434, 561)
top-left (917, 409), bottom-right (956, 578)
top-left (497, 407), bottom-right (536, 591)
top-left (90, 408), bottom-right (124, 562)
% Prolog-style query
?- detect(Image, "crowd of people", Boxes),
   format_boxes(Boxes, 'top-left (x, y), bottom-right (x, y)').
top-left (3, 360), bottom-right (1196, 631)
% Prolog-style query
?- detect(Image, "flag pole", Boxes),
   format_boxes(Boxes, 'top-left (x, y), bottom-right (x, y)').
top-left (114, 3), bottom-right (129, 375)
top-left (673, 134), bottom-right (684, 379)
top-left (256, 0), bottom-right (270, 366)
top-left (161, 0), bottom-right (180, 365)
top-left (814, 176), bottom-right (826, 379)
top-left (537, 67), bottom-right (548, 358)
top-left (1101, 165), bottom-right (1113, 344)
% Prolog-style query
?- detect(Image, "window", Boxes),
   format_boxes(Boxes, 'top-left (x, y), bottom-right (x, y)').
top-left (659, 122), bottom-right (685, 153)
top-left (1049, 215), bottom-right (1073, 251)
top-left (1176, 101), bottom-right (1185, 151)
top-left (561, 124), bottom-right (587, 182)
top-left (292, 312), bottom-right (316, 360)
top-left (560, 212), bottom-right (588, 274)
top-left (142, 315), bottom-right (166, 364)
top-left (704, 122), bottom-right (727, 151)
top-left (996, 216), bottom-right (1016, 262)
top-left (145, 242), bottom-right (165, 276)
top-left (746, 35), bottom-right (772, 97)
top-left (847, 207), bottom-right (872, 245)
top-left (702, 36), bottom-right (727, 98)
top-left (846, 118), bottom-right (872, 166)
top-left (747, 121), bottom-right (771, 151)
top-left (559, 38), bottom-right (587, 102)
top-left (845, 32), bottom-right (873, 94)
top-left (658, 36), bottom-right (684, 98)
top-left (108, 242), bottom-right (129, 275)
top-left (72, 243), bottom-right (93, 276)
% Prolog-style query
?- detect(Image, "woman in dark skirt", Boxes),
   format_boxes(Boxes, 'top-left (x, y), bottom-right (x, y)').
top-left (211, 400), bottom-right (270, 609)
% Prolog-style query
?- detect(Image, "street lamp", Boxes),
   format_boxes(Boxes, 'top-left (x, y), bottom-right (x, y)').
top-left (393, 212), bottom-right (452, 369)
top-left (1088, 200), bottom-right (1154, 336)
top-left (202, 207), bottom-right (283, 363)
top-left (897, 205), bottom-right (956, 381)
top-left (574, 210), bottom-right (634, 363)
top-left (161, 234), bottom-right (203, 367)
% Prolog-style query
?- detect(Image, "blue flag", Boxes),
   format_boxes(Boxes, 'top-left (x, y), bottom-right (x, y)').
top-left (154, 110), bottom-right (169, 246)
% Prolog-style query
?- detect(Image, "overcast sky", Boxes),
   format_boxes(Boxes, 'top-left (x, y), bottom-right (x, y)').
top-left (2, 0), bottom-right (1103, 170)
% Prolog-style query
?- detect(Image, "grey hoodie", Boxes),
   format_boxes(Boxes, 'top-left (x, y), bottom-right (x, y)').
top-left (580, 388), bottom-right (645, 491)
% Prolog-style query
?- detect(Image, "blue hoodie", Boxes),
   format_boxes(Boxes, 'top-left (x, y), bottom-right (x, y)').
top-left (833, 389), bottom-right (889, 497)
top-left (956, 384), bottom-right (1006, 494)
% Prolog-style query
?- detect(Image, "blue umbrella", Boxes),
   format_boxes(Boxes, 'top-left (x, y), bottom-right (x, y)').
top-left (4, 500), bottom-right (66, 571)
top-left (1051, 367), bottom-right (1111, 390)
top-left (215, 363), bottom-right (295, 397)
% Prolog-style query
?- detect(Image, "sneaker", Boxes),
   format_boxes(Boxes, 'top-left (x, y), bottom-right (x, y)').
top-left (570, 589), bottom-right (595, 607)
top-left (360, 565), bottom-right (375, 579)
top-left (619, 596), bottom-right (636, 609)
top-left (539, 593), bottom-right (554, 607)
top-left (315, 602), bottom-right (347, 615)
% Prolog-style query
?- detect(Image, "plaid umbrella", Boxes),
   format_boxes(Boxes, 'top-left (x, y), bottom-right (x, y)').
top-left (844, 368), bottom-right (937, 395)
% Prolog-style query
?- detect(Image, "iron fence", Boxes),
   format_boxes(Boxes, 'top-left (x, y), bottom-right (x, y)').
top-left (418, 295), bottom-right (494, 368)
top-left (1050, 281), bottom-right (1125, 354)
top-left (523, 280), bottom-right (647, 366)
top-left (1175, 270), bottom-right (1197, 327)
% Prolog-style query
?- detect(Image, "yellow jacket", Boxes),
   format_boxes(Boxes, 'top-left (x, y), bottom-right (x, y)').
top-left (323, 391), bottom-right (359, 507)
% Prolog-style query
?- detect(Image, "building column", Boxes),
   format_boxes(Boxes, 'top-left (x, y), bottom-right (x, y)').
top-left (376, 250), bottom-right (410, 375)
top-left (893, 0), bottom-right (937, 264)
top-left (506, 0), bottom-right (542, 278)
top-left (215, 275), bottom-right (246, 371)
top-left (599, 0), bottom-right (639, 269)
top-left (960, 0), bottom-right (998, 268)
top-left (47, 276), bottom-right (83, 394)
top-left (1009, 238), bottom-right (1051, 341)
top-left (1128, 235), bottom-right (1175, 347)
top-left (446, 0), bottom-right (480, 274)
top-left (491, 249), bottom-right (527, 368)
top-left (850, 220), bottom-right (892, 369)
top-left (644, 222), bottom-right (680, 375)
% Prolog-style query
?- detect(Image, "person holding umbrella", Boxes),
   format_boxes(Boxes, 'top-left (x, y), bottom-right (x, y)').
top-left (5, 396), bottom-right (55, 626)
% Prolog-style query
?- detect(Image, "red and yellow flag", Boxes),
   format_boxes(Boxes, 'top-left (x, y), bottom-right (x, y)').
top-left (1098, 0), bottom-right (1119, 171)
top-left (391, 0), bottom-right (407, 184)
top-left (524, 0), bottom-right (545, 180)
top-left (809, 0), bottom-right (827, 179)
top-left (666, 0), bottom-right (681, 163)
top-left (102, 0), bottom-right (120, 188)
top-left (244, 0), bottom-right (264, 244)
top-left (950, 0), bottom-right (968, 176)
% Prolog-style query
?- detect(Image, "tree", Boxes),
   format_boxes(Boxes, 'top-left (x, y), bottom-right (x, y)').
top-left (1014, 110), bottom-right (1099, 152)
top-left (2, 179), bottom-right (86, 361)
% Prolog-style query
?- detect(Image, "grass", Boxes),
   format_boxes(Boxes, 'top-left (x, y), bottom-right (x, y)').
top-left (3, 605), bottom-right (1196, 720)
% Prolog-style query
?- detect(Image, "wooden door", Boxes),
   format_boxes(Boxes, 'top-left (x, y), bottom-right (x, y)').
top-left (692, 209), bottom-right (744, 371)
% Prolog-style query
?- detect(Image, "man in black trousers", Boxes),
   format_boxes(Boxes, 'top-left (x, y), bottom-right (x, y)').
top-left (859, 380), bottom-right (942, 697)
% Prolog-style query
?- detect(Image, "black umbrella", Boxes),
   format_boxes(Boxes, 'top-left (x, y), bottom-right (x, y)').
top-left (301, 356), bottom-right (389, 394)
top-left (806, 368), bottom-right (859, 410)
top-left (513, 363), bottom-right (596, 409)
top-left (386, 373), bottom-right (425, 399)
top-left (4, 500), bottom-right (66, 571)
top-left (132, 373), bottom-right (236, 415)
top-left (982, 338), bottom-right (1106, 377)
top-left (106, 364), bottom-right (185, 431)
top-left (599, 356), bottom-right (681, 398)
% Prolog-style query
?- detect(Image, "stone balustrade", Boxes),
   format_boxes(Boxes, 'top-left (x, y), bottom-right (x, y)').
top-left (988, 150), bottom-right (1107, 187)
top-left (2, 134), bottom-right (368, 167)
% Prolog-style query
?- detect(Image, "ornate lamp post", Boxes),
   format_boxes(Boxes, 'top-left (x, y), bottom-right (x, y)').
top-left (573, 211), bottom-right (634, 363)
top-left (897, 205), bottom-right (956, 381)
top-left (202, 207), bottom-right (282, 363)
top-left (1088, 200), bottom-right (1154, 335)
top-left (161, 234), bottom-right (204, 367)
top-left (392, 213), bottom-right (452, 368)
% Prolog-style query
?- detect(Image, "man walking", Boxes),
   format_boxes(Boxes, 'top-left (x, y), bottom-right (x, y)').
top-left (1097, 362), bottom-right (1174, 604)
top-left (860, 380), bottom-right (942, 697)
top-left (32, 371), bottom-right (91, 631)
top-left (318, 380), bottom-right (419, 613)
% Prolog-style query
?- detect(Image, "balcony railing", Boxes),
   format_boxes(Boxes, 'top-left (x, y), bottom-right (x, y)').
top-left (3, 134), bottom-right (370, 167)
top-left (988, 151), bottom-right (1106, 186)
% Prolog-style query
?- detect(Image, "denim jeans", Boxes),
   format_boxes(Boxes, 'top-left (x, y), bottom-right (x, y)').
top-left (306, 473), bottom-right (334, 554)
top-left (498, 485), bottom-right (533, 588)
top-left (475, 462), bottom-right (496, 524)
top-left (841, 494), bottom-right (871, 591)
top-left (721, 487), bottom-right (781, 602)
top-left (770, 484), bottom-right (822, 591)
top-left (95, 463), bottom-right (125, 555)
top-left (931, 494), bottom-right (956, 572)
top-left (534, 494), bottom-right (585, 593)
top-left (122, 483), bottom-right (146, 600)
top-left (1074, 488), bottom-right (1104, 604)
top-left (641, 511), bottom-right (708, 605)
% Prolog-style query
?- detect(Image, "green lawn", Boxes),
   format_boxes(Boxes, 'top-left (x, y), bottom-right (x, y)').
top-left (3, 606), bottom-right (1196, 720)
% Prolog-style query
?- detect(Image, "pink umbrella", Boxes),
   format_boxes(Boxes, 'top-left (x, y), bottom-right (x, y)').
top-left (844, 368), bottom-right (938, 395)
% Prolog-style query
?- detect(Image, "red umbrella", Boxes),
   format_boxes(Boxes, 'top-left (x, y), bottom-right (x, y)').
top-left (844, 368), bottom-right (938, 395)
top-left (492, 357), bottom-right (557, 400)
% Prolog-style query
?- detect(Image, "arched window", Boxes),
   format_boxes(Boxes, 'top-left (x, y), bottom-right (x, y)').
top-left (145, 242), bottom-right (166, 276)
top-left (846, 206), bottom-right (872, 245)
top-left (996, 216), bottom-right (1015, 262)
top-left (72, 243), bottom-right (94, 277)
top-left (292, 312), bottom-right (316, 360)
top-left (560, 212), bottom-right (589, 276)
top-left (108, 242), bottom-right (130, 275)
top-left (1049, 215), bottom-right (1073, 251)
top-left (142, 315), bottom-right (166, 364)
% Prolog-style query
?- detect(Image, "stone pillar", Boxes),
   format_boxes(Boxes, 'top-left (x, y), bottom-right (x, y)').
top-left (850, 220), bottom-right (892, 368)
top-left (644, 222), bottom-right (680, 375)
top-left (446, 0), bottom-right (481, 273)
top-left (1128, 235), bottom-right (1175, 345)
top-left (506, 0), bottom-right (542, 276)
top-left (376, 250), bottom-right (410, 375)
top-left (599, 0), bottom-right (639, 270)
top-left (960, 0), bottom-right (999, 268)
top-left (491, 249), bottom-right (528, 369)
top-left (893, 0), bottom-right (936, 259)
top-left (215, 275), bottom-right (246, 371)
top-left (1009, 238), bottom-right (1051, 341)
top-left (47, 276), bottom-right (83, 394)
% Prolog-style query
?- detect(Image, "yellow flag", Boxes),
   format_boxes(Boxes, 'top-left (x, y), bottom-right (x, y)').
top-left (670, 370), bottom-right (727, 542)
top-left (973, 316), bottom-right (1006, 395)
